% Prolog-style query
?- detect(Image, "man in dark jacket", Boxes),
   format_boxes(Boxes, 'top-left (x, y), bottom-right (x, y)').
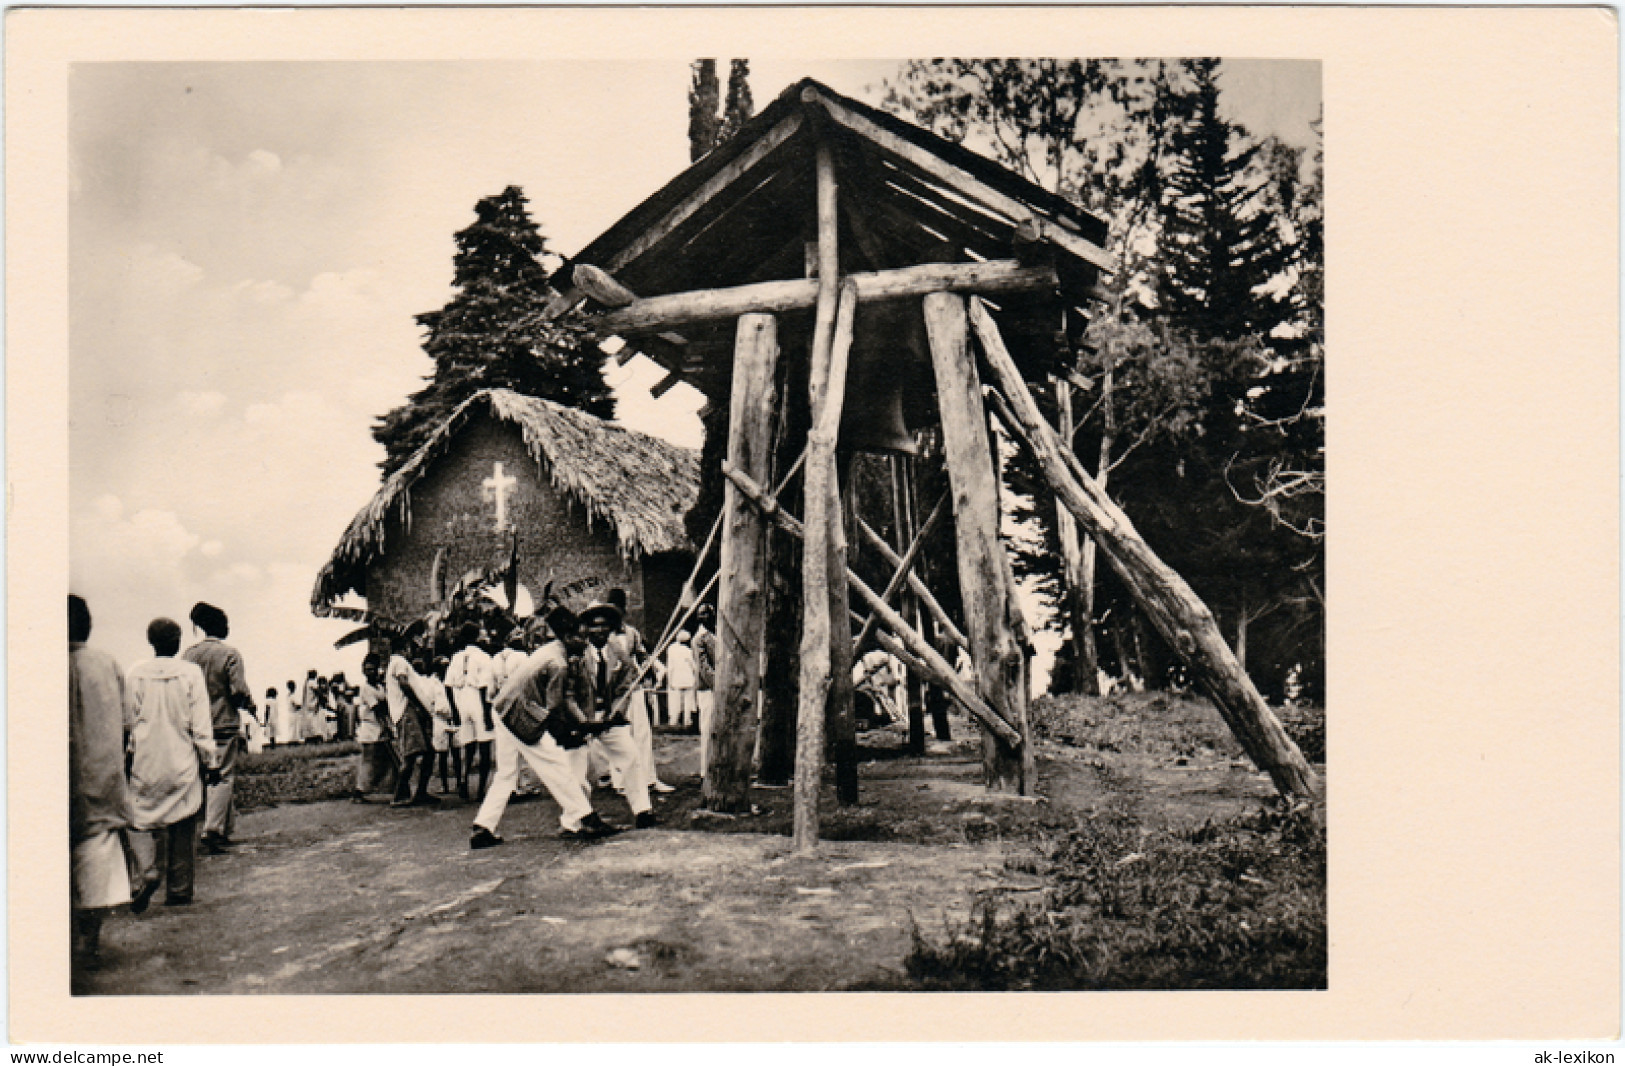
top-left (182, 602), bottom-right (253, 853)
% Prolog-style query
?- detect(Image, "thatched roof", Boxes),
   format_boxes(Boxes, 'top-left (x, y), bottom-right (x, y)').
top-left (311, 389), bottom-right (698, 615)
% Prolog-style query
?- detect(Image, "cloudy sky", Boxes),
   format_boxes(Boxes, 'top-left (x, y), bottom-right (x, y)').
top-left (69, 58), bottom-right (1320, 694)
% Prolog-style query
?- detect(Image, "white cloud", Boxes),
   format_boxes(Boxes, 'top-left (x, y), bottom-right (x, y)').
top-left (201, 539), bottom-right (224, 557)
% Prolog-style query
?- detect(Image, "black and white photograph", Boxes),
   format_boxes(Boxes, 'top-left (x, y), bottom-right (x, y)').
top-left (66, 54), bottom-right (1327, 996)
top-left (19, 5), bottom-right (1616, 1048)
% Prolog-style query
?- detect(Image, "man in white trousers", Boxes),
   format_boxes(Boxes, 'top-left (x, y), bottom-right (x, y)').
top-left (577, 601), bottom-right (658, 829)
top-left (601, 588), bottom-right (675, 794)
top-left (469, 607), bottom-right (619, 849)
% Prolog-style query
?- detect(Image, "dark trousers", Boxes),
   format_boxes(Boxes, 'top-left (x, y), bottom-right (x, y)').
top-left (204, 733), bottom-right (239, 839)
top-left (129, 812), bottom-right (198, 902)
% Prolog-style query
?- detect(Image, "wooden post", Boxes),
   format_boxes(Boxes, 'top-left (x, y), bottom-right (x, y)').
top-left (890, 456), bottom-right (928, 755)
top-left (969, 298), bottom-right (1319, 803)
top-left (830, 457), bottom-right (860, 806)
top-left (793, 138), bottom-right (850, 852)
top-left (1053, 378), bottom-right (1099, 695)
top-left (754, 360), bottom-right (804, 788)
top-left (923, 291), bottom-right (1030, 793)
top-left (703, 313), bottom-right (781, 812)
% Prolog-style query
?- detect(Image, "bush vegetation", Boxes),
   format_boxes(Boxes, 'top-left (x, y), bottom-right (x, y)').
top-left (905, 801), bottom-right (1326, 990)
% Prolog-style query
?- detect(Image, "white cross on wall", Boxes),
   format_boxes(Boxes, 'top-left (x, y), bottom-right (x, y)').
top-left (481, 461), bottom-right (518, 531)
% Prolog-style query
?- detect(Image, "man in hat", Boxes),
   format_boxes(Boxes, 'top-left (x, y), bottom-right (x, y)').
top-left (182, 602), bottom-right (253, 852)
top-left (68, 595), bottom-right (133, 965)
top-left (579, 601), bottom-right (657, 828)
top-left (469, 605), bottom-right (620, 849)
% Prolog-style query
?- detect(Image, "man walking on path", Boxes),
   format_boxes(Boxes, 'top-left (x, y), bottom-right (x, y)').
top-left (469, 606), bottom-right (620, 849)
top-left (182, 602), bottom-right (252, 853)
top-left (68, 595), bottom-right (133, 965)
top-left (353, 655), bottom-right (396, 801)
top-left (125, 617), bottom-right (217, 910)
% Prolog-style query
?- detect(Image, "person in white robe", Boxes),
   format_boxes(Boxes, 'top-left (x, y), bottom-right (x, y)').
top-left (68, 595), bottom-right (132, 965)
top-left (273, 681), bottom-right (297, 745)
top-left (446, 623), bottom-right (495, 799)
top-left (125, 617), bottom-right (218, 910)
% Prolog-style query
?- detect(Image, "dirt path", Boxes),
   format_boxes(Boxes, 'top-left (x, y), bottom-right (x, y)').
top-left (76, 725), bottom-right (1285, 994)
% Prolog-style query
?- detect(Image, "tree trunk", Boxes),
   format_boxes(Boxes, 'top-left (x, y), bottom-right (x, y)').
top-left (971, 299), bottom-right (1318, 804)
top-left (703, 313), bottom-right (780, 811)
top-left (924, 291), bottom-right (1029, 793)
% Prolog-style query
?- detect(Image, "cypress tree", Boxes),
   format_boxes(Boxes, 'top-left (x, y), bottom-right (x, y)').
top-left (372, 186), bottom-right (612, 475)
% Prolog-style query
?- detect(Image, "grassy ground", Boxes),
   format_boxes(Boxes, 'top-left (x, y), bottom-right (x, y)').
top-left (236, 741), bottom-right (360, 811)
top-left (903, 691), bottom-right (1327, 990)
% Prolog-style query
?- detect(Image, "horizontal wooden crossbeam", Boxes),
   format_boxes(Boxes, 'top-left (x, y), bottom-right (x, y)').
top-left (594, 259), bottom-right (1059, 335)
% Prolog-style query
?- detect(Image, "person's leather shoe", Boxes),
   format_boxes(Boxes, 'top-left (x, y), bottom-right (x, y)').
top-left (469, 827), bottom-right (504, 850)
top-left (129, 877), bottom-right (159, 915)
top-left (634, 811), bottom-right (658, 829)
top-left (561, 812), bottom-right (621, 841)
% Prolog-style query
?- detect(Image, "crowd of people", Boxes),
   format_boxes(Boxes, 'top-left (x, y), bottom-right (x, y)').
top-left (65, 584), bottom-right (734, 967)
top-left (357, 588), bottom-right (707, 851)
top-left (66, 574), bottom-right (919, 970)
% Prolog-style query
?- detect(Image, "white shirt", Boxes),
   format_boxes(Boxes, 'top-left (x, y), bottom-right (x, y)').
top-left (491, 647), bottom-right (528, 695)
top-left (666, 642), bottom-right (696, 689)
top-left (384, 655), bottom-right (417, 724)
top-left (446, 645), bottom-right (493, 722)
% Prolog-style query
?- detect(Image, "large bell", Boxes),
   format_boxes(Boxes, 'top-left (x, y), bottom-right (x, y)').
top-left (841, 355), bottom-right (919, 455)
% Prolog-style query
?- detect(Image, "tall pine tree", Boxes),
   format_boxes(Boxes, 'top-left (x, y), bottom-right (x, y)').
top-left (372, 186), bottom-right (613, 476)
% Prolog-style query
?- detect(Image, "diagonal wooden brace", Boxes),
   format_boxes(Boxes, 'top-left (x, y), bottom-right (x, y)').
top-left (854, 517), bottom-right (970, 655)
top-left (721, 460), bottom-right (1021, 748)
top-left (853, 489), bottom-right (949, 653)
top-left (969, 297), bottom-right (1316, 802)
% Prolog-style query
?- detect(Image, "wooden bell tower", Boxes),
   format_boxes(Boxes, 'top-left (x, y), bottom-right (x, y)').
top-left (547, 79), bottom-right (1318, 851)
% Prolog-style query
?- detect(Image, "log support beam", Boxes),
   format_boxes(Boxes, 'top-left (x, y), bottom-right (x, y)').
top-left (924, 291), bottom-right (1031, 793)
top-left (855, 517), bottom-right (969, 655)
top-left (594, 259), bottom-right (1058, 336)
top-left (968, 297), bottom-right (1319, 804)
top-left (794, 140), bottom-right (853, 851)
top-left (703, 313), bottom-right (781, 811)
